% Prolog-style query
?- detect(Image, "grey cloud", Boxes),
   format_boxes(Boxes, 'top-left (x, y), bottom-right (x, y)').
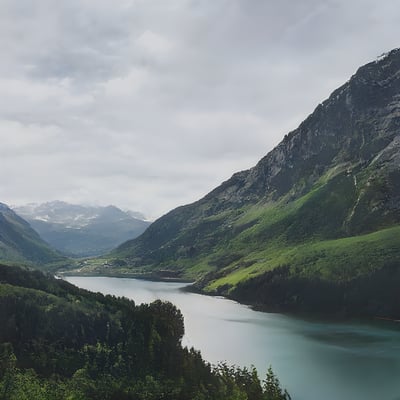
top-left (1, 0), bottom-right (400, 218)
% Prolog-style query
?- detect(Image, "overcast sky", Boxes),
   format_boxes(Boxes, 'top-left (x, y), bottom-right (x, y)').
top-left (0, 0), bottom-right (399, 219)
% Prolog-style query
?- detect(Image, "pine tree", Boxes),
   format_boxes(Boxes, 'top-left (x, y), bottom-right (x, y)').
top-left (263, 366), bottom-right (291, 400)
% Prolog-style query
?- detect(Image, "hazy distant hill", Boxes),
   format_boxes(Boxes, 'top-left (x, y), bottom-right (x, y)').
top-left (0, 202), bottom-right (65, 267)
top-left (14, 201), bottom-right (150, 257)
top-left (104, 49), bottom-right (400, 317)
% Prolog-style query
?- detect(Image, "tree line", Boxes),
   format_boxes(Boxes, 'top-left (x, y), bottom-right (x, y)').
top-left (0, 264), bottom-right (290, 400)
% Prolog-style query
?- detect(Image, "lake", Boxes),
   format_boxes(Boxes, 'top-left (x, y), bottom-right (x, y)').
top-left (65, 276), bottom-right (400, 400)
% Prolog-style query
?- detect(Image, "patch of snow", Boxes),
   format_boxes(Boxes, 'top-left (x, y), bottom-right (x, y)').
top-left (375, 51), bottom-right (391, 63)
top-left (34, 215), bottom-right (50, 222)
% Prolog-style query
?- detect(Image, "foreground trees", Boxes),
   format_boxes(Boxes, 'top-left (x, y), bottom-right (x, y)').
top-left (0, 264), bottom-right (290, 400)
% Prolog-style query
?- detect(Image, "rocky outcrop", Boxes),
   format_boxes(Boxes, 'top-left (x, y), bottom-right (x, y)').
top-left (205, 48), bottom-right (400, 207)
top-left (109, 49), bottom-right (400, 291)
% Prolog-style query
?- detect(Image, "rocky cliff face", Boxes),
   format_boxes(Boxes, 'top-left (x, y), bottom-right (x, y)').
top-left (105, 50), bottom-right (400, 315)
top-left (207, 48), bottom-right (400, 208)
top-left (112, 49), bottom-right (400, 262)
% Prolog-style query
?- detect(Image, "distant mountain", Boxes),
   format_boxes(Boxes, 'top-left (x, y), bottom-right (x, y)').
top-left (0, 202), bottom-right (65, 267)
top-left (104, 49), bottom-right (400, 317)
top-left (14, 201), bottom-right (151, 257)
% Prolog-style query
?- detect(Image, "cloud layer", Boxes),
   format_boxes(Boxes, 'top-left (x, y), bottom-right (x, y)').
top-left (1, 0), bottom-right (399, 218)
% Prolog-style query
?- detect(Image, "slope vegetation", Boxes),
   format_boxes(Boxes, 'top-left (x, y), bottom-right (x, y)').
top-left (0, 203), bottom-right (66, 268)
top-left (102, 49), bottom-right (400, 316)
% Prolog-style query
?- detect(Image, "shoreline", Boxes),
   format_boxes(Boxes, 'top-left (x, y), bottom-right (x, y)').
top-left (59, 270), bottom-right (193, 284)
top-left (184, 283), bottom-right (398, 326)
top-left (62, 272), bottom-right (400, 328)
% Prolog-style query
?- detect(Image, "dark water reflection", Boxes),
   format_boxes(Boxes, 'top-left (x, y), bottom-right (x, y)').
top-left (65, 276), bottom-right (400, 400)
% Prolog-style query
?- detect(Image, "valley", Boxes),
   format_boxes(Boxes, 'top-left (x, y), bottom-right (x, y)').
top-left (1, 2), bottom-right (400, 399)
top-left (72, 49), bottom-right (400, 318)
top-left (14, 201), bottom-right (150, 257)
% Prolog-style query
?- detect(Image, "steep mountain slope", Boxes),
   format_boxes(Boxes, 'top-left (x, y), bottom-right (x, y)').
top-left (0, 203), bottom-right (65, 267)
top-left (14, 201), bottom-right (150, 257)
top-left (104, 50), bottom-right (400, 315)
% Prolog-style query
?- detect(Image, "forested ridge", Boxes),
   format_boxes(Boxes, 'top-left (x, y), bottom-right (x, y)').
top-left (0, 264), bottom-right (290, 399)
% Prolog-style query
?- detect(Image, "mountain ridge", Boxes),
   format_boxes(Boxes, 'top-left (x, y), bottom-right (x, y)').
top-left (14, 201), bottom-right (151, 257)
top-left (84, 49), bottom-right (400, 316)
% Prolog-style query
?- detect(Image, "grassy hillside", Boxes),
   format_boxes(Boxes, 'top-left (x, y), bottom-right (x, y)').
top-left (83, 164), bottom-right (400, 318)
top-left (0, 203), bottom-right (67, 269)
top-left (79, 50), bottom-right (400, 317)
top-left (92, 155), bottom-right (400, 316)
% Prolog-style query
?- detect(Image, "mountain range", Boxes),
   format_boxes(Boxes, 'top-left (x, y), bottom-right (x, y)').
top-left (13, 201), bottom-right (151, 257)
top-left (89, 49), bottom-right (400, 317)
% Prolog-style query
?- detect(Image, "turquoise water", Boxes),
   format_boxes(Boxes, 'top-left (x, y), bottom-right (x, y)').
top-left (66, 276), bottom-right (400, 400)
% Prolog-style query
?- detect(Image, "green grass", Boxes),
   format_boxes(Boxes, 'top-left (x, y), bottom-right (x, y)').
top-left (78, 163), bottom-right (399, 299)
top-left (204, 225), bottom-right (400, 292)
top-left (0, 209), bottom-right (66, 268)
